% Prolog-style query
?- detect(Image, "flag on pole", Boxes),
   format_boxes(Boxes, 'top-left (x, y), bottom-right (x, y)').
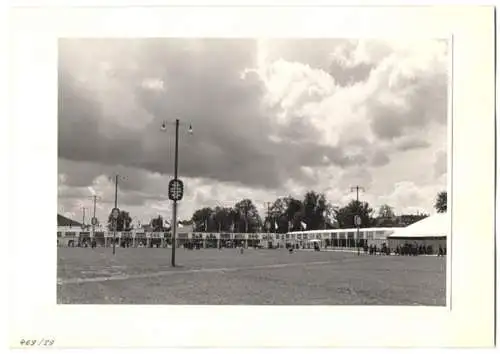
top-left (275, 221), bottom-right (278, 230)
top-left (288, 221), bottom-right (292, 231)
top-left (300, 221), bottom-right (307, 230)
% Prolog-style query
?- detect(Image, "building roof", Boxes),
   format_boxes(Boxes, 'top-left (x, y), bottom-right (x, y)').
top-left (389, 213), bottom-right (449, 238)
top-left (177, 223), bottom-right (194, 233)
top-left (57, 214), bottom-right (82, 227)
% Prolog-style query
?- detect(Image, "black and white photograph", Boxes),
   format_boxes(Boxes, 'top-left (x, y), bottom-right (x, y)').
top-left (57, 37), bottom-right (450, 306)
top-left (8, 5), bottom-right (495, 349)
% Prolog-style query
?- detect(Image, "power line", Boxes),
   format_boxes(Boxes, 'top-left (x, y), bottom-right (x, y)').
top-left (81, 207), bottom-right (87, 226)
top-left (350, 185), bottom-right (365, 203)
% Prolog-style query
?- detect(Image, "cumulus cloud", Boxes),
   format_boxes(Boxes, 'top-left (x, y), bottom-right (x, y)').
top-left (141, 78), bottom-right (165, 91)
top-left (57, 38), bottom-right (448, 223)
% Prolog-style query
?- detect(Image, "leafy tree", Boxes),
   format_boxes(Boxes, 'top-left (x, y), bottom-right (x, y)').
top-left (262, 198), bottom-right (287, 233)
top-left (285, 197), bottom-right (304, 231)
top-left (150, 215), bottom-right (164, 232)
top-left (107, 210), bottom-right (132, 231)
top-left (271, 198), bottom-right (288, 217)
top-left (375, 204), bottom-right (396, 227)
top-left (191, 207), bottom-right (214, 232)
top-left (334, 200), bottom-right (374, 228)
top-left (324, 203), bottom-right (338, 229)
top-left (396, 213), bottom-right (429, 227)
top-left (213, 206), bottom-right (234, 232)
top-left (302, 191), bottom-right (329, 230)
top-left (434, 191), bottom-right (447, 213)
top-left (234, 199), bottom-right (261, 233)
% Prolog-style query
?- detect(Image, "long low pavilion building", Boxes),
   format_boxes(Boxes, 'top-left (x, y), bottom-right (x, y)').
top-left (387, 213), bottom-right (449, 251)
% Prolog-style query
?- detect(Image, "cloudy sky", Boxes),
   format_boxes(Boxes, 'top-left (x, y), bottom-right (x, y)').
top-left (58, 38), bottom-right (448, 226)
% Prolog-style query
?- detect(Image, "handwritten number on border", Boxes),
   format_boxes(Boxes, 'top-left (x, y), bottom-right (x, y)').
top-left (20, 338), bottom-right (55, 346)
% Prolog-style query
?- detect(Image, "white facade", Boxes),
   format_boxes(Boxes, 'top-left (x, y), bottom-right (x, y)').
top-left (57, 225), bottom-right (401, 249)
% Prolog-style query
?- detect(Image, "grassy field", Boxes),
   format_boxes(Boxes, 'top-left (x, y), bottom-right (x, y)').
top-left (57, 247), bottom-right (446, 305)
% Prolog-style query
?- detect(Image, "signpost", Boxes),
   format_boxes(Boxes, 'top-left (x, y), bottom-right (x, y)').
top-left (91, 217), bottom-right (98, 226)
top-left (355, 215), bottom-right (361, 254)
top-left (168, 179), bottom-right (184, 201)
top-left (168, 178), bottom-right (184, 266)
top-left (112, 207), bottom-right (120, 255)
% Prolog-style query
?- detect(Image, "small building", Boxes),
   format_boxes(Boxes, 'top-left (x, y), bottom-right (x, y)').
top-left (57, 214), bottom-right (84, 247)
top-left (387, 213), bottom-right (449, 252)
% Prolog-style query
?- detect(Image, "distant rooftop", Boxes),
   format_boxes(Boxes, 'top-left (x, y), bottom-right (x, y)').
top-left (57, 214), bottom-right (82, 227)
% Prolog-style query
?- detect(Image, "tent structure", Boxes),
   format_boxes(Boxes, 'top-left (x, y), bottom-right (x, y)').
top-left (389, 213), bottom-right (449, 238)
top-left (387, 213), bottom-right (449, 250)
top-left (177, 223), bottom-right (195, 233)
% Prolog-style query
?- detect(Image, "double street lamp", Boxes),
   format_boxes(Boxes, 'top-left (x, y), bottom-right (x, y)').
top-left (160, 119), bottom-right (193, 267)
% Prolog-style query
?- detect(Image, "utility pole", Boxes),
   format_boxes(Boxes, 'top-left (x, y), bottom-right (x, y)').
top-left (351, 185), bottom-right (364, 203)
top-left (350, 185), bottom-right (365, 252)
top-left (81, 207), bottom-right (86, 226)
top-left (265, 202), bottom-right (272, 232)
top-left (114, 175), bottom-right (119, 208)
top-left (112, 174), bottom-right (124, 255)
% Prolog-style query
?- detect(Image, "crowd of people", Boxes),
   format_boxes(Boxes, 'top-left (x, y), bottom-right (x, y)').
top-left (64, 237), bottom-right (447, 257)
top-left (360, 242), bottom-right (446, 256)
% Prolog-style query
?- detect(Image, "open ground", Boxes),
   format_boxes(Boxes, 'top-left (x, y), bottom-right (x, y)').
top-left (57, 247), bottom-right (446, 305)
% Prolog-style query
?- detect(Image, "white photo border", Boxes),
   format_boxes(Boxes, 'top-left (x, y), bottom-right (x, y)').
top-left (7, 5), bottom-right (495, 348)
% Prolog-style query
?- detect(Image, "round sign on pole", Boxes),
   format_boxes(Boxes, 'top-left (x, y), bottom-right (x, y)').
top-left (168, 179), bottom-right (184, 201)
top-left (354, 215), bottom-right (361, 226)
top-left (91, 217), bottom-right (98, 226)
top-left (112, 208), bottom-right (120, 219)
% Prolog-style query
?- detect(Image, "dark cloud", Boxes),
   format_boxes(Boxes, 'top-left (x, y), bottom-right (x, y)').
top-left (58, 38), bottom-right (385, 190)
top-left (367, 63), bottom-right (448, 141)
top-left (56, 38), bottom-right (449, 220)
top-left (371, 150), bottom-right (390, 167)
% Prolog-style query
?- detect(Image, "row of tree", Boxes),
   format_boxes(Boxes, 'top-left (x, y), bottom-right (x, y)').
top-left (187, 190), bottom-right (448, 234)
top-left (107, 190), bottom-right (448, 233)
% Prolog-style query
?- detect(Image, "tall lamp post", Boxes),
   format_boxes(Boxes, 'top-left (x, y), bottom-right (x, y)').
top-left (161, 119), bottom-right (193, 267)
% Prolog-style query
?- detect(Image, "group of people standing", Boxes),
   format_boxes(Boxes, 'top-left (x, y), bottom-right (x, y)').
top-left (359, 242), bottom-right (447, 256)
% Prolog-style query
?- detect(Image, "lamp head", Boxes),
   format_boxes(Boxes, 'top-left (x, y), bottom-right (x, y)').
top-left (160, 121), bottom-right (167, 131)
